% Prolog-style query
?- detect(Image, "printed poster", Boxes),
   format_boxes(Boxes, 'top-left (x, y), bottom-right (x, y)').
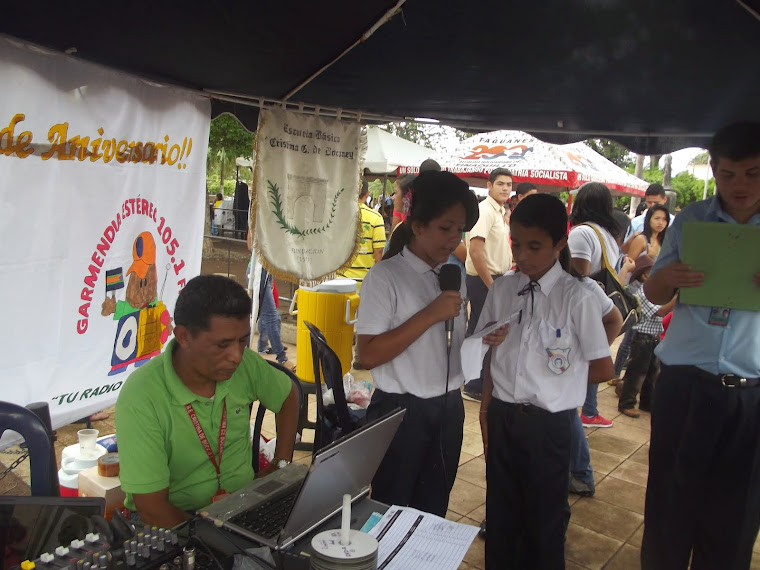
top-left (0, 37), bottom-right (210, 429)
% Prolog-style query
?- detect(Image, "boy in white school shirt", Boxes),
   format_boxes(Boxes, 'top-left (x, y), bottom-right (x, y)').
top-left (478, 194), bottom-right (614, 569)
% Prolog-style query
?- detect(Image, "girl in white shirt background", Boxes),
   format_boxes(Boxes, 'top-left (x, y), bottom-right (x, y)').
top-left (478, 193), bottom-right (615, 569)
top-left (356, 171), bottom-right (507, 517)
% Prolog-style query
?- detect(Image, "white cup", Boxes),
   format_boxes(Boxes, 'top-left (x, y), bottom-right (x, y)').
top-left (77, 429), bottom-right (99, 458)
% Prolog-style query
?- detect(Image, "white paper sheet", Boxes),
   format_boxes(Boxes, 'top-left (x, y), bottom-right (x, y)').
top-left (459, 315), bottom-right (516, 379)
top-left (368, 506), bottom-right (479, 570)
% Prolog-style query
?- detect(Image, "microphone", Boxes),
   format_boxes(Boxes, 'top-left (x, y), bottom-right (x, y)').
top-left (438, 263), bottom-right (461, 350)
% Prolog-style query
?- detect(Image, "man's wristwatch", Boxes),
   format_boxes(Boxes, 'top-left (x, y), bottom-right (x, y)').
top-left (276, 459), bottom-right (290, 470)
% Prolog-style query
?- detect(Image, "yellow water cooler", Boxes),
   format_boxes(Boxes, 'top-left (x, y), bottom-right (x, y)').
top-left (290, 279), bottom-right (360, 383)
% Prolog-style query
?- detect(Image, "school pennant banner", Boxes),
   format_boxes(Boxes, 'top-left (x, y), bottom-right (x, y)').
top-left (253, 107), bottom-right (363, 282)
top-left (0, 37), bottom-right (210, 431)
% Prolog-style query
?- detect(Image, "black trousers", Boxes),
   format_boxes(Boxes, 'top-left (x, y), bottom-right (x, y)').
top-left (642, 364), bottom-right (760, 570)
top-left (486, 399), bottom-right (573, 570)
top-left (618, 332), bottom-right (659, 411)
top-left (465, 274), bottom-right (501, 336)
top-left (367, 388), bottom-right (464, 517)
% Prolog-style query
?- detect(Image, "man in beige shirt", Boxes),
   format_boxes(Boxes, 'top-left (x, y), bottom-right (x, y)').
top-left (463, 168), bottom-right (513, 400)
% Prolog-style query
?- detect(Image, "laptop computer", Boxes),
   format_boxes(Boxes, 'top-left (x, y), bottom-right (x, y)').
top-left (0, 496), bottom-right (106, 570)
top-left (199, 407), bottom-right (405, 550)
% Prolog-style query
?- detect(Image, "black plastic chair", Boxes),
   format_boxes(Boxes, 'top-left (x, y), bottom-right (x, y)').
top-left (0, 401), bottom-right (59, 496)
top-left (251, 360), bottom-right (305, 474)
top-left (304, 321), bottom-right (363, 453)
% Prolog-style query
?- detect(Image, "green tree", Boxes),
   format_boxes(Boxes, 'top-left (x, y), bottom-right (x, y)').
top-left (624, 164), bottom-right (714, 208)
top-left (381, 121), bottom-right (471, 149)
top-left (583, 139), bottom-right (635, 169)
top-left (690, 151), bottom-right (709, 165)
top-left (207, 114), bottom-right (254, 193)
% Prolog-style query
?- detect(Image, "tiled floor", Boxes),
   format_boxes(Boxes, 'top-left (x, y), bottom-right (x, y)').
top-left (4, 340), bottom-right (760, 570)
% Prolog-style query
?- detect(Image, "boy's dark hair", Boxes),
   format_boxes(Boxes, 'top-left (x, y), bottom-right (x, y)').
top-left (216, 192), bottom-right (224, 202)
top-left (645, 183), bottom-right (666, 198)
top-left (384, 171), bottom-right (479, 259)
top-left (488, 167), bottom-right (513, 184)
top-left (510, 193), bottom-right (580, 278)
top-left (174, 275), bottom-right (252, 334)
top-left (709, 121), bottom-right (760, 165)
top-left (359, 179), bottom-right (369, 198)
top-left (569, 182), bottom-right (620, 240)
top-left (419, 158), bottom-right (442, 172)
top-left (515, 182), bottom-right (537, 196)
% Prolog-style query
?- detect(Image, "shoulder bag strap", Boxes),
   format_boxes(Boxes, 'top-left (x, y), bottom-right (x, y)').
top-left (578, 223), bottom-right (621, 284)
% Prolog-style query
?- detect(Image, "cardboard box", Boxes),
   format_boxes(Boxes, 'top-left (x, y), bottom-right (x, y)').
top-left (78, 465), bottom-right (126, 521)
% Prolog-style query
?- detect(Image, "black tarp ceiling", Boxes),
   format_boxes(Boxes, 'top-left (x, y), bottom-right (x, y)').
top-left (3, 0), bottom-right (759, 154)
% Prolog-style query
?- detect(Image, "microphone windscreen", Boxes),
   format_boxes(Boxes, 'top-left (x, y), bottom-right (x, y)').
top-left (439, 263), bottom-right (461, 292)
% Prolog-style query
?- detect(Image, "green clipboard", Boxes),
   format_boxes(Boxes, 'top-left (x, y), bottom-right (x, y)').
top-left (680, 221), bottom-right (760, 311)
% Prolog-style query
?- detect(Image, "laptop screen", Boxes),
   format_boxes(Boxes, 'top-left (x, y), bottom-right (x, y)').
top-left (0, 497), bottom-right (105, 569)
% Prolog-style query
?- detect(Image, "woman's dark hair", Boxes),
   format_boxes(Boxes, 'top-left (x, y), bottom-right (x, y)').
top-left (635, 201), bottom-right (647, 216)
top-left (397, 174), bottom-right (416, 196)
top-left (569, 182), bottom-right (620, 240)
top-left (510, 193), bottom-right (580, 278)
top-left (384, 171), bottom-right (479, 259)
top-left (174, 274), bottom-right (252, 333)
top-left (612, 210), bottom-right (632, 246)
top-left (642, 204), bottom-right (669, 246)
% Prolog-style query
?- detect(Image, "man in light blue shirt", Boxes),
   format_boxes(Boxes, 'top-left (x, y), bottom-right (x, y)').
top-left (641, 122), bottom-right (760, 570)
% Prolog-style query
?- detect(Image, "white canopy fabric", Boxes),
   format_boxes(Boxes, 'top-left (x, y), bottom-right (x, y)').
top-left (400, 131), bottom-right (648, 197)
top-left (363, 126), bottom-right (435, 174)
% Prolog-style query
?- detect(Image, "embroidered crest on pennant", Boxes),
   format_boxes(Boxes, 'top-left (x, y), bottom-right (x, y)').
top-left (546, 348), bottom-right (571, 375)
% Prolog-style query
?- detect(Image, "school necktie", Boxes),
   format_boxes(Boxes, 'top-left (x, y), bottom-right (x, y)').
top-left (518, 280), bottom-right (541, 314)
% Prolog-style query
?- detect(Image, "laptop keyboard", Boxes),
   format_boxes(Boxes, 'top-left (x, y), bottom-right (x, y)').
top-left (228, 490), bottom-right (299, 539)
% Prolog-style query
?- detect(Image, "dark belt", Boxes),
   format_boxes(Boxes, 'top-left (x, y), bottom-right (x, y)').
top-left (503, 402), bottom-right (552, 416)
top-left (679, 365), bottom-right (760, 388)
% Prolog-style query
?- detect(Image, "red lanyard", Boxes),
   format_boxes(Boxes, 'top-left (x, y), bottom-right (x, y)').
top-left (185, 400), bottom-right (227, 491)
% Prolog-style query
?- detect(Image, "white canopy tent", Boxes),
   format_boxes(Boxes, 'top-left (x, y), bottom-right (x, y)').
top-left (363, 126), bottom-right (435, 174)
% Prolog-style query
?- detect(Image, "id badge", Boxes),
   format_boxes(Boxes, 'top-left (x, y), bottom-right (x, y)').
top-left (708, 307), bottom-right (730, 327)
top-left (212, 488), bottom-right (228, 503)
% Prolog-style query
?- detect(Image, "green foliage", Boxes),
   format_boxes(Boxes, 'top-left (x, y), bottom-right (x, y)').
top-left (208, 114), bottom-right (254, 159)
top-left (380, 122), bottom-right (471, 149)
top-left (368, 178), bottom-right (395, 199)
top-left (583, 139), bottom-right (635, 169)
top-left (690, 151), bottom-right (709, 165)
top-left (623, 164), bottom-right (714, 208)
top-left (207, 114), bottom-right (254, 192)
top-left (204, 176), bottom-right (239, 196)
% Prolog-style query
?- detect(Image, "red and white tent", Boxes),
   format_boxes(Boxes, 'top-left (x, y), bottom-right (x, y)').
top-left (399, 131), bottom-right (648, 197)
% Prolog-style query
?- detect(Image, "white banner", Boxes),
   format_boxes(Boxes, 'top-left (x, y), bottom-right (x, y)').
top-left (253, 108), bottom-right (362, 282)
top-left (0, 37), bottom-right (210, 429)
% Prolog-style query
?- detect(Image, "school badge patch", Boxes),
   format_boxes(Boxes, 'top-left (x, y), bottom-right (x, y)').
top-left (546, 348), bottom-right (571, 375)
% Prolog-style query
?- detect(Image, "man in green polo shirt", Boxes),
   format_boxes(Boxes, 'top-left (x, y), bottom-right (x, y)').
top-left (115, 275), bottom-right (300, 527)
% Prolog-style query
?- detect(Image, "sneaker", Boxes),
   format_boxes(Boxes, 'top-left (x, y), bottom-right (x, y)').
top-left (580, 414), bottom-right (613, 428)
top-left (462, 387), bottom-right (482, 402)
top-left (569, 476), bottom-right (595, 497)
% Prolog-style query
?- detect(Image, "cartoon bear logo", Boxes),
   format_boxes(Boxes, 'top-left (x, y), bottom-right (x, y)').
top-left (101, 231), bottom-right (173, 375)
